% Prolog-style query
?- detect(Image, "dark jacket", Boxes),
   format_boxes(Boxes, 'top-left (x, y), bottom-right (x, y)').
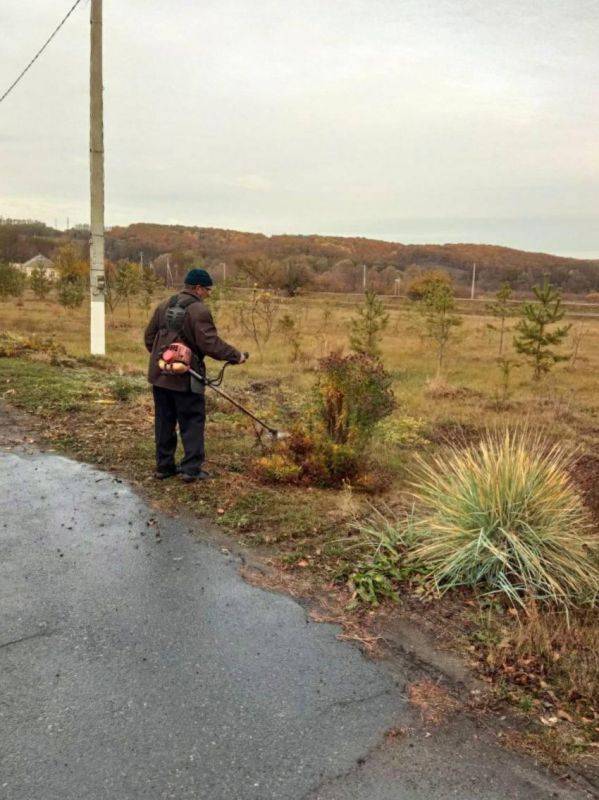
top-left (144, 291), bottom-right (241, 392)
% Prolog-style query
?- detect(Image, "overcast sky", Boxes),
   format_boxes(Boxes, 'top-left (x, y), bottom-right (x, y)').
top-left (1, 0), bottom-right (598, 256)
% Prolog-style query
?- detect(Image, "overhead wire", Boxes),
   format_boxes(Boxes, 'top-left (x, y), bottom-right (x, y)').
top-left (0, 0), bottom-right (85, 105)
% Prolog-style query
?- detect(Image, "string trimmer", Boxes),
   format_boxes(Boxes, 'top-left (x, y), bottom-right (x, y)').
top-left (159, 345), bottom-right (287, 441)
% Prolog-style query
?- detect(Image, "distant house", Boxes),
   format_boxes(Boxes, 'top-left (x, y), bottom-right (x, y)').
top-left (12, 254), bottom-right (58, 280)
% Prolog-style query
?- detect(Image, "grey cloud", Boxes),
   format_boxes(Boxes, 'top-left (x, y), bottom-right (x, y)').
top-left (0, 0), bottom-right (597, 255)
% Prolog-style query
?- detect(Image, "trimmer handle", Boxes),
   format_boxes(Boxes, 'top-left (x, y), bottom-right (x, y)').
top-left (227, 352), bottom-right (249, 366)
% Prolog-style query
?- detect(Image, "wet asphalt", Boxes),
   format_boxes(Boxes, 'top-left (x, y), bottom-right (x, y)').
top-left (0, 450), bottom-right (590, 799)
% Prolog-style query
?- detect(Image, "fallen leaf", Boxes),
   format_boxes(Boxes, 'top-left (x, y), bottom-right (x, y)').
top-left (557, 709), bottom-right (574, 723)
top-left (539, 715), bottom-right (558, 727)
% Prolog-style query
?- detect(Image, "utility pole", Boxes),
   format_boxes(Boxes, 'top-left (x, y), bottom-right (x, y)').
top-left (362, 263), bottom-right (367, 292)
top-left (223, 262), bottom-right (227, 284)
top-left (89, 0), bottom-right (106, 355)
top-left (470, 262), bottom-right (477, 301)
top-left (166, 255), bottom-right (173, 287)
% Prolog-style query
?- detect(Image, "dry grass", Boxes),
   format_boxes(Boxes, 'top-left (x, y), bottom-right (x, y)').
top-left (2, 290), bottom-right (599, 431)
top-left (408, 679), bottom-right (460, 724)
top-left (501, 606), bottom-right (599, 711)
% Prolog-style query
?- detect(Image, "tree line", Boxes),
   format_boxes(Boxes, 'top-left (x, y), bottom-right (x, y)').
top-left (2, 219), bottom-right (598, 296)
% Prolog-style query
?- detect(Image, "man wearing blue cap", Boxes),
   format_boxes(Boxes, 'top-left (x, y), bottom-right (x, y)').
top-left (144, 268), bottom-right (245, 482)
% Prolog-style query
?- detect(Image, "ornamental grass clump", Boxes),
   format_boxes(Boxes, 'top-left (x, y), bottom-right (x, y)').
top-left (409, 430), bottom-right (599, 608)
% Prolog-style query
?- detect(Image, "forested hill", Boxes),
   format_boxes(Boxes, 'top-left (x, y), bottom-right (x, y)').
top-left (2, 219), bottom-right (598, 294)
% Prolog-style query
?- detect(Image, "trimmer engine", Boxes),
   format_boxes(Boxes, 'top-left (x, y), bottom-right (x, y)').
top-left (158, 342), bottom-right (192, 373)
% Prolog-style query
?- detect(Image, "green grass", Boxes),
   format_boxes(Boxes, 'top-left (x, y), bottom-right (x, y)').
top-left (0, 359), bottom-right (101, 413)
top-left (219, 488), bottom-right (332, 543)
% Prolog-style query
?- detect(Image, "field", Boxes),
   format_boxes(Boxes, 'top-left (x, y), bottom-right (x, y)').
top-left (1, 288), bottom-right (598, 767)
top-left (3, 287), bottom-right (599, 438)
top-left (2, 287), bottom-right (599, 531)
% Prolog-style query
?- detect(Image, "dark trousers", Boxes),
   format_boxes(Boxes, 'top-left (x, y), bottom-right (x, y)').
top-left (152, 386), bottom-right (205, 475)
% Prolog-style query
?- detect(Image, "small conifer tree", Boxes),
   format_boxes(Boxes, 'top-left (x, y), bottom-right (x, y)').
top-left (57, 276), bottom-right (85, 309)
top-left (278, 313), bottom-right (302, 362)
top-left (419, 282), bottom-right (462, 376)
top-left (0, 263), bottom-right (26, 300)
top-left (514, 280), bottom-right (571, 379)
top-left (138, 264), bottom-right (162, 315)
top-left (115, 260), bottom-right (141, 319)
top-left (30, 264), bottom-right (54, 300)
top-left (349, 290), bottom-right (389, 358)
top-left (486, 282), bottom-right (515, 355)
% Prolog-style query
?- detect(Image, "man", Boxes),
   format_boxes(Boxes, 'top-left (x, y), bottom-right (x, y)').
top-left (144, 268), bottom-right (245, 482)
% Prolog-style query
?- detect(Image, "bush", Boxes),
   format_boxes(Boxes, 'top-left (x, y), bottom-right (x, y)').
top-left (374, 416), bottom-right (428, 449)
top-left (301, 438), bottom-right (361, 487)
top-left (257, 430), bottom-right (361, 488)
top-left (30, 264), bottom-right (54, 299)
top-left (316, 352), bottom-right (395, 445)
top-left (254, 453), bottom-right (302, 484)
top-left (405, 269), bottom-right (452, 301)
top-left (0, 262), bottom-right (26, 299)
top-left (408, 430), bottom-right (599, 608)
top-left (57, 276), bottom-right (85, 309)
top-left (253, 354), bottom-right (394, 489)
top-left (110, 376), bottom-right (144, 402)
top-left (0, 331), bottom-right (64, 358)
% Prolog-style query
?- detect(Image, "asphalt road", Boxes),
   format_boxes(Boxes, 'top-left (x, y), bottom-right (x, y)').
top-left (0, 450), bottom-right (590, 799)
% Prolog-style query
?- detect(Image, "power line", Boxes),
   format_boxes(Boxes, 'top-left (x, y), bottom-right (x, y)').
top-left (0, 0), bottom-right (85, 106)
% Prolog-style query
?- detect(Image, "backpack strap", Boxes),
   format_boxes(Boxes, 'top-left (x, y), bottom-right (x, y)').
top-left (162, 293), bottom-right (201, 335)
top-left (177, 294), bottom-right (200, 310)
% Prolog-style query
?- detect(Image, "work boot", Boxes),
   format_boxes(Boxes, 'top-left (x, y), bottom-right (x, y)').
top-left (154, 466), bottom-right (180, 480)
top-left (181, 470), bottom-right (211, 483)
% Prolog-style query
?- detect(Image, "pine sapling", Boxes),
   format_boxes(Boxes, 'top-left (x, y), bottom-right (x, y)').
top-left (349, 290), bottom-right (389, 358)
top-left (514, 280), bottom-right (571, 380)
top-left (278, 313), bottom-right (302, 362)
top-left (138, 264), bottom-right (162, 315)
top-left (419, 282), bottom-right (462, 376)
top-left (30, 264), bottom-right (54, 299)
top-left (494, 357), bottom-right (520, 409)
top-left (487, 282), bottom-right (516, 355)
top-left (115, 260), bottom-right (141, 319)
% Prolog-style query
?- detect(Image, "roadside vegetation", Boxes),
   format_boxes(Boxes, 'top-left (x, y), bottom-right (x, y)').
top-left (0, 267), bottom-right (598, 767)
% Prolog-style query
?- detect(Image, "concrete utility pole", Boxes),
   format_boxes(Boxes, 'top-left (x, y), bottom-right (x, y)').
top-left (470, 262), bottom-right (477, 301)
top-left (89, 0), bottom-right (106, 355)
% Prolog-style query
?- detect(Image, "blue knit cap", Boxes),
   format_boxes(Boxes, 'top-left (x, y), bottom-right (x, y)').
top-left (184, 268), bottom-right (213, 287)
